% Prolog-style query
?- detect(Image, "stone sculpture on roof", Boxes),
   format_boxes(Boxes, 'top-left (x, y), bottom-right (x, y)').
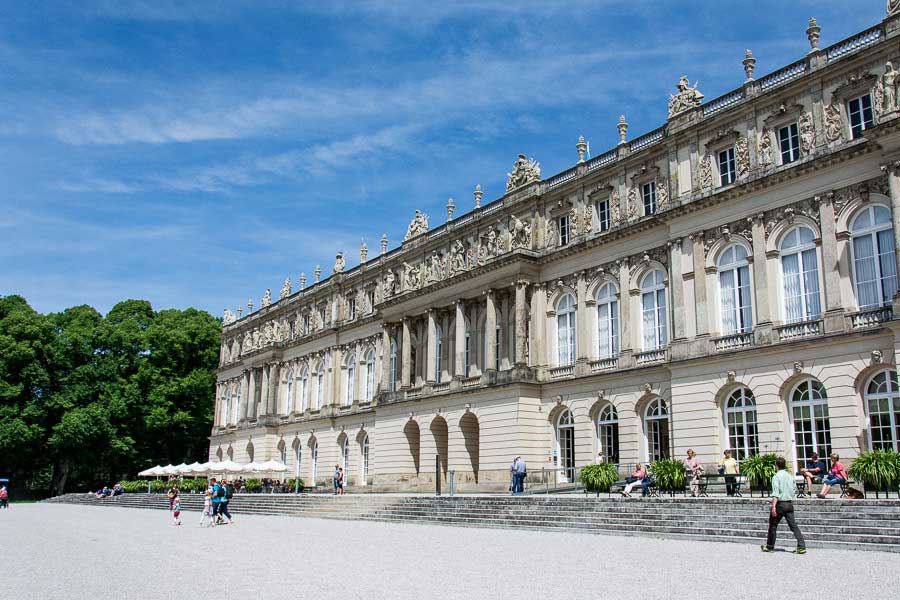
top-left (404, 210), bottom-right (429, 241)
top-left (506, 154), bottom-right (541, 192)
top-left (261, 289), bottom-right (271, 308)
top-left (333, 252), bottom-right (345, 274)
top-left (668, 76), bottom-right (704, 118)
top-left (279, 277), bottom-right (292, 300)
top-left (223, 308), bottom-right (236, 325)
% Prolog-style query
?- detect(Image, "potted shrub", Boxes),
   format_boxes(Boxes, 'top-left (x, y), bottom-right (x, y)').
top-left (578, 463), bottom-right (619, 495)
top-left (848, 449), bottom-right (900, 497)
top-left (650, 459), bottom-right (685, 494)
top-left (285, 478), bottom-right (305, 493)
top-left (245, 478), bottom-right (263, 493)
top-left (741, 453), bottom-right (783, 493)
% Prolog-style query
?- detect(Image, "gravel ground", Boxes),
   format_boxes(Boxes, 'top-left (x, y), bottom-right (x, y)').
top-left (2, 504), bottom-right (899, 600)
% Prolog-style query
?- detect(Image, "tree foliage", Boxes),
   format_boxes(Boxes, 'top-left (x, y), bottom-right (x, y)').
top-left (0, 295), bottom-right (220, 495)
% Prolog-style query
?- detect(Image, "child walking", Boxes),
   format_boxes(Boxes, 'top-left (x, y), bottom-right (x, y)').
top-left (172, 495), bottom-right (182, 526)
top-left (199, 490), bottom-right (213, 527)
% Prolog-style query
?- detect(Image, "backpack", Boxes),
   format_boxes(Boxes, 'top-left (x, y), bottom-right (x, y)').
top-left (0, 489), bottom-right (7, 500)
top-left (217, 485), bottom-right (226, 498)
top-left (224, 485), bottom-right (233, 499)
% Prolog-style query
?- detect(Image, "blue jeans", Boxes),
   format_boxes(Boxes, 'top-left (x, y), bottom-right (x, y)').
top-left (824, 476), bottom-right (845, 486)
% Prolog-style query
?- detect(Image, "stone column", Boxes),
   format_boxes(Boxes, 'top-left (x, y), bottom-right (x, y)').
top-left (240, 371), bottom-right (250, 420)
top-left (514, 281), bottom-right (528, 365)
top-left (750, 213), bottom-right (774, 345)
top-left (485, 290), bottom-right (497, 371)
top-left (882, 161), bottom-right (900, 302)
top-left (670, 241), bottom-right (686, 340)
top-left (426, 309), bottom-right (437, 383)
top-left (270, 363), bottom-right (281, 414)
top-left (617, 259), bottom-right (631, 354)
top-left (331, 346), bottom-right (343, 405)
top-left (247, 369), bottom-right (257, 420)
top-left (691, 233), bottom-right (709, 336)
top-left (455, 299), bottom-right (466, 376)
top-left (381, 323), bottom-right (392, 392)
top-left (401, 318), bottom-right (412, 388)
top-left (575, 272), bottom-right (589, 362)
top-left (260, 365), bottom-right (270, 417)
top-left (817, 193), bottom-right (846, 333)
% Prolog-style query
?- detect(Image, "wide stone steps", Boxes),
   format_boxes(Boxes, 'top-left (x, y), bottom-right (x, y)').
top-left (45, 493), bottom-right (900, 552)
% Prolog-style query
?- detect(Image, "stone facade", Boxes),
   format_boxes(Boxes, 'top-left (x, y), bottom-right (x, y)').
top-left (211, 10), bottom-right (900, 491)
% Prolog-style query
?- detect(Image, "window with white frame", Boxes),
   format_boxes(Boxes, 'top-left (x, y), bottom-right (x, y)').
top-left (597, 198), bottom-right (610, 232)
top-left (367, 290), bottom-right (375, 313)
top-left (595, 282), bottom-right (619, 359)
top-left (851, 205), bottom-right (898, 309)
top-left (718, 147), bottom-right (736, 186)
top-left (848, 93), bottom-right (874, 139)
top-left (780, 226), bottom-right (821, 323)
top-left (596, 404), bottom-right (619, 465)
top-left (303, 314), bottom-right (310, 333)
top-left (311, 441), bottom-right (318, 483)
top-left (361, 435), bottom-right (370, 485)
top-left (480, 312), bottom-right (501, 370)
top-left (347, 297), bottom-right (356, 321)
top-left (718, 244), bottom-right (753, 334)
top-left (724, 387), bottom-right (758, 461)
top-left (234, 388), bottom-right (241, 423)
top-left (778, 123), bottom-right (800, 164)
top-left (315, 368), bottom-right (324, 410)
top-left (344, 355), bottom-right (355, 406)
top-left (284, 369), bottom-right (294, 414)
top-left (299, 370), bottom-right (308, 412)
top-left (556, 294), bottom-right (577, 366)
top-left (642, 181), bottom-right (656, 215)
top-left (644, 398), bottom-right (670, 461)
top-left (557, 214), bottom-right (570, 246)
top-left (464, 318), bottom-right (472, 377)
top-left (640, 269), bottom-right (668, 351)
top-left (435, 326), bottom-right (443, 383)
top-left (866, 370), bottom-right (900, 451)
top-left (288, 320), bottom-right (295, 340)
top-left (389, 339), bottom-right (398, 392)
top-left (364, 351), bottom-right (376, 401)
top-left (790, 379), bottom-right (831, 467)
top-left (220, 392), bottom-right (228, 425)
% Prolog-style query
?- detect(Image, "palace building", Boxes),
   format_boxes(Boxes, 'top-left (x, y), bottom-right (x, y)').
top-left (211, 7), bottom-right (900, 490)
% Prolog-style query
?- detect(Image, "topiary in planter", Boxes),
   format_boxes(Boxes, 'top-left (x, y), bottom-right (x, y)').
top-left (741, 454), bottom-right (783, 490)
top-left (650, 459), bottom-right (686, 491)
top-left (578, 463), bottom-right (619, 493)
top-left (849, 450), bottom-right (900, 494)
top-left (245, 478), bottom-right (263, 492)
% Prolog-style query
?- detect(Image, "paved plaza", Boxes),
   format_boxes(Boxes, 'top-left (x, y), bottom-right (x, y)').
top-left (2, 504), bottom-right (899, 600)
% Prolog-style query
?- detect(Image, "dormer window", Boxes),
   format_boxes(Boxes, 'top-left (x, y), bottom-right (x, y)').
top-left (778, 123), bottom-right (800, 164)
top-left (848, 94), bottom-right (874, 139)
top-left (642, 181), bottom-right (656, 216)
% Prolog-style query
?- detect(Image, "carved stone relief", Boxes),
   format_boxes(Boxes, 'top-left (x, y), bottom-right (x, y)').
top-left (509, 214), bottom-right (532, 250)
top-left (699, 153), bottom-right (713, 189)
top-left (279, 277), bottom-right (292, 300)
top-left (823, 98), bottom-right (845, 144)
top-left (799, 113), bottom-right (816, 154)
top-left (404, 210), bottom-right (429, 241)
top-left (449, 239), bottom-right (467, 274)
top-left (758, 128), bottom-right (773, 169)
top-left (545, 218), bottom-right (557, 249)
top-left (668, 76), bottom-right (704, 118)
top-left (735, 136), bottom-right (750, 178)
top-left (506, 154), bottom-right (541, 192)
top-left (626, 186), bottom-right (639, 220)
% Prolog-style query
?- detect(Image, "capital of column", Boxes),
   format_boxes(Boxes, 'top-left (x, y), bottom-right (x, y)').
top-left (513, 278), bottom-right (530, 289)
top-left (881, 160), bottom-right (900, 177)
top-left (813, 191), bottom-right (834, 206)
top-left (483, 288), bottom-right (495, 298)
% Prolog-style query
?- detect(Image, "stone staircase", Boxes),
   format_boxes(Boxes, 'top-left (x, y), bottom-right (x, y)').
top-left (44, 493), bottom-right (900, 552)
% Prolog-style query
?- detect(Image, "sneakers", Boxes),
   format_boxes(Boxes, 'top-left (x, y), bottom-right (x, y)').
top-left (793, 548), bottom-right (807, 555)
top-left (760, 546), bottom-right (774, 552)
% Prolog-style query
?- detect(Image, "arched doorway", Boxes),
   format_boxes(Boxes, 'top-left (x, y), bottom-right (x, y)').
top-left (556, 410), bottom-right (575, 483)
top-left (459, 412), bottom-right (480, 483)
top-left (430, 416), bottom-right (449, 478)
top-left (403, 420), bottom-right (421, 475)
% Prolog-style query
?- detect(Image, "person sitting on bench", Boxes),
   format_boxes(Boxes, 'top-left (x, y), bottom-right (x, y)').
top-left (621, 463), bottom-right (647, 497)
top-left (798, 452), bottom-right (827, 496)
top-left (817, 453), bottom-right (848, 498)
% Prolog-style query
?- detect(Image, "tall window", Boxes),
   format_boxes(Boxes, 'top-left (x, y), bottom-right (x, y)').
top-left (279, 443), bottom-right (287, 465)
top-left (285, 370), bottom-right (294, 414)
top-left (597, 404), bottom-right (619, 465)
top-left (640, 270), bottom-right (668, 350)
top-left (597, 198), bottom-right (610, 232)
top-left (644, 398), bottom-right (670, 461)
top-left (347, 297), bottom-right (356, 321)
top-left (596, 282), bottom-right (619, 359)
top-left (341, 437), bottom-right (350, 480)
top-left (311, 441), bottom-right (318, 483)
top-left (367, 290), bottom-right (375, 313)
top-left (234, 388), bottom-right (241, 423)
top-left (780, 226), bottom-right (821, 323)
top-left (866, 371), bottom-right (900, 451)
top-left (851, 205), bottom-right (898, 309)
top-left (790, 380), bottom-right (831, 467)
top-left (718, 245), bottom-right (753, 334)
top-left (642, 181), bottom-right (656, 215)
top-left (718, 147), bottom-right (736, 186)
top-left (344, 356), bottom-right (355, 406)
top-left (435, 326), bottom-right (443, 383)
top-left (464, 318), bottom-right (472, 377)
top-left (389, 339), bottom-right (398, 392)
top-left (315, 368), bottom-right (324, 410)
top-left (364, 351), bottom-right (376, 401)
top-left (361, 435), bottom-right (370, 485)
top-left (848, 94), bottom-right (874, 139)
top-left (556, 294), bottom-right (577, 366)
top-left (724, 387), bottom-right (758, 460)
top-left (220, 392), bottom-right (229, 425)
top-left (299, 370), bottom-right (308, 412)
top-left (556, 410), bottom-right (575, 483)
top-left (557, 214), bottom-right (570, 246)
top-left (779, 123), bottom-right (800, 164)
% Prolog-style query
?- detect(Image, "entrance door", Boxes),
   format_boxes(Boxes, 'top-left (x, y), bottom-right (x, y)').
top-left (556, 410), bottom-right (576, 483)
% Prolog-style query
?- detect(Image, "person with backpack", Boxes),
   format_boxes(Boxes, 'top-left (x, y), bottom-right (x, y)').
top-left (210, 478), bottom-right (222, 523)
top-left (218, 481), bottom-right (234, 525)
top-left (0, 485), bottom-right (8, 509)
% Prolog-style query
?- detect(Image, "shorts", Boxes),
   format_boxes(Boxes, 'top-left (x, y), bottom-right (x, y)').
top-left (823, 476), bottom-right (845, 485)
top-left (173, 511), bottom-right (181, 518)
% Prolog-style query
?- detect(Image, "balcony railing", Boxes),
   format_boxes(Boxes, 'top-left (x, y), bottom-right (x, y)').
top-left (848, 306), bottom-right (893, 330)
top-left (546, 167), bottom-right (578, 190)
top-left (635, 348), bottom-right (667, 365)
top-left (628, 126), bottom-right (666, 153)
top-left (702, 89), bottom-right (744, 118)
top-left (775, 319), bottom-right (823, 342)
top-left (826, 24), bottom-right (882, 62)
top-left (589, 357), bottom-right (618, 372)
top-left (585, 149), bottom-right (617, 172)
top-left (407, 386), bottom-right (424, 399)
top-left (549, 365), bottom-right (575, 379)
top-left (758, 58), bottom-right (807, 92)
top-left (461, 376), bottom-right (481, 389)
top-left (431, 381), bottom-right (451, 393)
top-left (713, 332), bottom-right (754, 352)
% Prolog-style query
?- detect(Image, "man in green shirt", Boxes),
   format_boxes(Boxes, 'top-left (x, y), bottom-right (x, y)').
top-left (761, 456), bottom-right (806, 554)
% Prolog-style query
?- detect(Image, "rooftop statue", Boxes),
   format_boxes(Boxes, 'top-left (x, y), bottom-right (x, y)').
top-left (279, 277), bottom-right (292, 300)
top-left (223, 308), bottom-right (236, 325)
top-left (261, 288), bottom-right (271, 308)
top-left (403, 210), bottom-right (429, 241)
top-left (668, 76), bottom-right (704, 118)
top-left (333, 252), bottom-right (345, 274)
top-left (506, 154), bottom-right (541, 192)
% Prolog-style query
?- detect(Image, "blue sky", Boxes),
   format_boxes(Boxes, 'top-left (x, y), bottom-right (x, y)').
top-left (0, 1), bottom-right (879, 316)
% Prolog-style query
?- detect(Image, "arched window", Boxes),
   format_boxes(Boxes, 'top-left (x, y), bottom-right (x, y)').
top-left (865, 370), bottom-right (900, 451)
top-left (718, 245), bottom-right (753, 334)
top-left (790, 379), bottom-right (831, 466)
top-left (556, 409), bottom-right (575, 483)
top-left (299, 369), bottom-right (308, 412)
top-left (556, 294), bottom-right (576, 366)
top-left (361, 435), bottom-right (370, 485)
top-left (596, 404), bottom-right (619, 465)
top-left (315, 364), bottom-right (324, 410)
top-left (435, 326), bottom-right (443, 383)
top-left (344, 355), bottom-right (356, 406)
top-left (284, 369), bottom-right (294, 415)
top-left (644, 398), bottom-right (670, 461)
top-left (640, 270), bottom-right (668, 351)
top-left (389, 339), bottom-right (398, 392)
top-left (780, 226), bottom-right (821, 323)
top-left (364, 350), bottom-right (376, 401)
top-left (724, 387), bottom-right (758, 460)
top-left (851, 205), bottom-right (898, 309)
top-left (596, 282), bottom-right (619, 359)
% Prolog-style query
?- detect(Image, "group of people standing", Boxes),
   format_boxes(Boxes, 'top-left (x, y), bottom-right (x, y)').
top-left (509, 456), bottom-right (526, 495)
top-left (167, 479), bottom-right (234, 527)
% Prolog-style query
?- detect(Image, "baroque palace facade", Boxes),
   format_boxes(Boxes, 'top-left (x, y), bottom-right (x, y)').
top-left (212, 7), bottom-right (900, 490)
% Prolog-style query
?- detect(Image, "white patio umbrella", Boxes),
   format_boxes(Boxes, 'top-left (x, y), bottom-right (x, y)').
top-left (257, 460), bottom-right (288, 473)
top-left (138, 466), bottom-right (162, 477)
top-left (188, 462), bottom-right (209, 475)
top-left (161, 464), bottom-right (179, 476)
top-left (174, 463), bottom-right (192, 476)
top-left (242, 461), bottom-right (264, 473)
top-left (209, 460), bottom-right (243, 474)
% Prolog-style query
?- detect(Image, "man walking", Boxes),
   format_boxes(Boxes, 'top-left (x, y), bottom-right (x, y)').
top-left (210, 478), bottom-right (222, 524)
top-left (513, 456), bottom-right (527, 495)
top-left (761, 457), bottom-right (806, 554)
